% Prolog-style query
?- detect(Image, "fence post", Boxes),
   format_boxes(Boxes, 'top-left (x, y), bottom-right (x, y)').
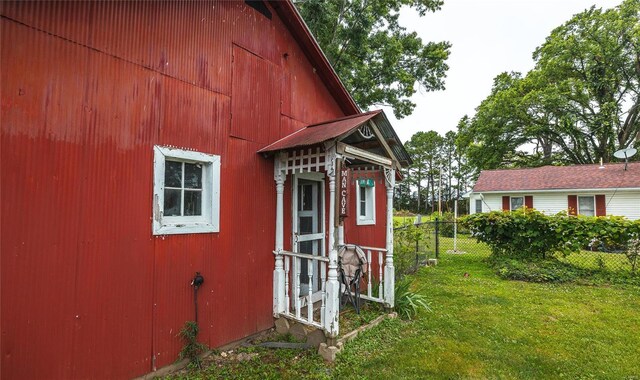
top-left (413, 215), bottom-right (422, 269)
top-left (435, 217), bottom-right (440, 259)
top-left (415, 231), bottom-right (419, 268)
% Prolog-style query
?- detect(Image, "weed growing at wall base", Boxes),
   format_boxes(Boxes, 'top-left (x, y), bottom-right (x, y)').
top-left (178, 321), bottom-right (208, 369)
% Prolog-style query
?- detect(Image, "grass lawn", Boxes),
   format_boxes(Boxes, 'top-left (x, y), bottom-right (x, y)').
top-left (168, 254), bottom-right (640, 379)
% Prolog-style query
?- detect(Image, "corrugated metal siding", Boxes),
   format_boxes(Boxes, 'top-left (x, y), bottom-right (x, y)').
top-left (342, 171), bottom-right (387, 285)
top-left (343, 171), bottom-right (387, 250)
top-left (2, 1), bottom-right (348, 378)
top-left (231, 45), bottom-right (280, 144)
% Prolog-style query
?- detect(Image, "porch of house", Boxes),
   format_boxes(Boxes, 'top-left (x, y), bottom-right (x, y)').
top-left (259, 111), bottom-right (411, 344)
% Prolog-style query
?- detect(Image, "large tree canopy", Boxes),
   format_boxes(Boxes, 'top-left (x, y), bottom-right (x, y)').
top-left (458, 0), bottom-right (640, 173)
top-left (296, 0), bottom-right (451, 118)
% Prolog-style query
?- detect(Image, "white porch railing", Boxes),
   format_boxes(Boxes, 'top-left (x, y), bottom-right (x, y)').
top-left (277, 250), bottom-right (329, 330)
top-left (275, 245), bottom-right (389, 333)
top-left (349, 245), bottom-right (388, 304)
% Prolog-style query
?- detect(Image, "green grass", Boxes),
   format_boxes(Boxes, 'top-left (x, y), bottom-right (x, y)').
top-left (335, 255), bottom-right (640, 379)
top-left (393, 215), bottom-right (416, 225)
top-left (168, 254), bottom-right (640, 379)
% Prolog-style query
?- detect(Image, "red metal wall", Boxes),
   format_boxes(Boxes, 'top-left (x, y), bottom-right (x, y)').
top-left (343, 171), bottom-right (389, 250)
top-left (1, 1), bottom-right (346, 378)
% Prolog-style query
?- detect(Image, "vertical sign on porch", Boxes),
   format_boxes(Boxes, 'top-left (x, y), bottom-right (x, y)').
top-left (339, 161), bottom-right (349, 217)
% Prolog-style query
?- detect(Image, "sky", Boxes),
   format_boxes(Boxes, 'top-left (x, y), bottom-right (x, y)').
top-left (384, 0), bottom-right (623, 143)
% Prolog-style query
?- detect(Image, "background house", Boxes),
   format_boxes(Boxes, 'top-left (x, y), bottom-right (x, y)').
top-left (469, 163), bottom-right (640, 220)
top-left (1, 1), bottom-right (407, 378)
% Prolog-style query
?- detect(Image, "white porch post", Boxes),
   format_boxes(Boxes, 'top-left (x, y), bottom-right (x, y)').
top-left (384, 168), bottom-right (396, 307)
top-left (324, 146), bottom-right (340, 337)
top-left (273, 152), bottom-right (287, 315)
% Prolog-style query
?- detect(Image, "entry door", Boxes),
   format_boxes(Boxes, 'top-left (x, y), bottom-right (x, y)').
top-left (293, 173), bottom-right (325, 299)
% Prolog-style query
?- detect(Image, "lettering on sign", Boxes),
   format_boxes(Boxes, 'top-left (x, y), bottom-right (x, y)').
top-left (339, 168), bottom-right (349, 217)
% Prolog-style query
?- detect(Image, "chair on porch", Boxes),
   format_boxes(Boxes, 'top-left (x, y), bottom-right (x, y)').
top-left (338, 244), bottom-right (368, 314)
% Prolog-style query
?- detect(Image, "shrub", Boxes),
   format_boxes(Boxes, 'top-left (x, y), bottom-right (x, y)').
top-left (463, 209), bottom-right (640, 260)
top-left (463, 208), bottom-right (565, 259)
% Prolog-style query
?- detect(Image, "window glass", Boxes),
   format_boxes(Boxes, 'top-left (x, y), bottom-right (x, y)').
top-left (184, 163), bottom-right (202, 189)
top-left (510, 197), bottom-right (524, 211)
top-left (299, 216), bottom-right (313, 234)
top-left (475, 199), bottom-right (482, 213)
top-left (356, 181), bottom-right (375, 225)
top-left (165, 161), bottom-right (183, 188)
top-left (578, 196), bottom-right (595, 216)
top-left (300, 184), bottom-right (313, 211)
top-left (163, 161), bottom-right (203, 217)
top-left (164, 189), bottom-right (181, 216)
top-left (184, 190), bottom-right (202, 216)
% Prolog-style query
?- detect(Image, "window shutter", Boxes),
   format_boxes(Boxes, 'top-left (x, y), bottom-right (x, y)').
top-left (502, 196), bottom-right (510, 211)
top-left (568, 195), bottom-right (577, 215)
top-left (595, 194), bottom-right (606, 216)
top-left (524, 196), bottom-right (533, 209)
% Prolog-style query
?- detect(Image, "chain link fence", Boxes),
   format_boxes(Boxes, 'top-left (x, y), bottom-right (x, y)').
top-left (393, 219), bottom-right (490, 277)
top-left (394, 218), bottom-right (639, 276)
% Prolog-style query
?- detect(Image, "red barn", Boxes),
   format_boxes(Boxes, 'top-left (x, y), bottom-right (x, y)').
top-left (1, 1), bottom-right (410, 378)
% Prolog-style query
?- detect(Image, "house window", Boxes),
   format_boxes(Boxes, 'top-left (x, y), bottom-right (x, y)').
top-left (475, 199), bottom-right (483, 213)
top-left (510, 196), bottom-right (524, 211)
top-left (356, 180), bottom-right (375, 225)
top-left (578, 196), bottom-right (595, 217)
top-left (153, 146), bottom-right (220, 235)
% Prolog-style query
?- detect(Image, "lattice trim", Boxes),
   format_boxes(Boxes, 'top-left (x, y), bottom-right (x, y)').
top-left (284, 147), bottom-right (325, 174)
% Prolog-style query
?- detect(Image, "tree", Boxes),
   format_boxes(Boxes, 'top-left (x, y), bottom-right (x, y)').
top-left (404, 130), bottom-right (446, 213)
top-left (296, 0), bottom-right (451, 118)
top-left (458, 0), bottom-right (640, 173)
top-left (533, 0), bottom-right (640, 162)
top-left (457, 72), bottom-right (539, 171)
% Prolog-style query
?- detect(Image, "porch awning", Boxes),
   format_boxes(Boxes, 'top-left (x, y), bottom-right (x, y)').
top-left (258, 110), bottom-right (411, 167)
top-left (259, 111), bottom-right (380, 153)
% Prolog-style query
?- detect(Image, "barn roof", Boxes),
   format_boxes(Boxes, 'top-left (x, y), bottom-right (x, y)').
top-left (473, 163), bottom-right (640, 192)
top-left (259, 110), bottom-right (412, 167)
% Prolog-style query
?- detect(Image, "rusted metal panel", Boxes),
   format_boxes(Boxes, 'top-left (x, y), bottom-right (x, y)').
top-left (260, 111), bottom-right (381, 153)
top-left (343, 171), bottom-right (388, 250)
top-left (231, 2), bottom-right (279, 65)
top-left (1, 0), bottom-right (363, 378)
top-left (280, 115), bottom-right (306, 140)
top-left (1, 19), bottom-right (88, 380)
top-left (230, 45), bottom-right (281, 145)
top-left (91, 1), bottom-right (234, 96)
top-left (268, 0), bottom-right (359, 116)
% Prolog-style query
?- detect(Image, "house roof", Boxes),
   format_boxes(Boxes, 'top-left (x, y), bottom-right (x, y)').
top-left (258, 110), bottom-right (412, 167)
top-left (473, 163), bottom-right (640, 192)
top-left (269, 1), bottom-right (359, 116)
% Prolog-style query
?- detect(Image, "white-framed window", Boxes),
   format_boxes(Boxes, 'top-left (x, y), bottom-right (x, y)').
top-left (356, 179), bottom-right (375, 225)
top-left (510, 196), bottom-right (524, 211)
top-left (475, 199), bottom-right (483, 213)
top-left (153, 146), bottom-right (220, 235)
top-left (578, 195), bottom-right (595, 217)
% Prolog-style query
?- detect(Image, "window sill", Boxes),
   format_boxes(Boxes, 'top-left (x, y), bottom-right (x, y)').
top-left (356, 219), bottom-right (376, 226)
top-left (153, 222), bottom-right (219, 235)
